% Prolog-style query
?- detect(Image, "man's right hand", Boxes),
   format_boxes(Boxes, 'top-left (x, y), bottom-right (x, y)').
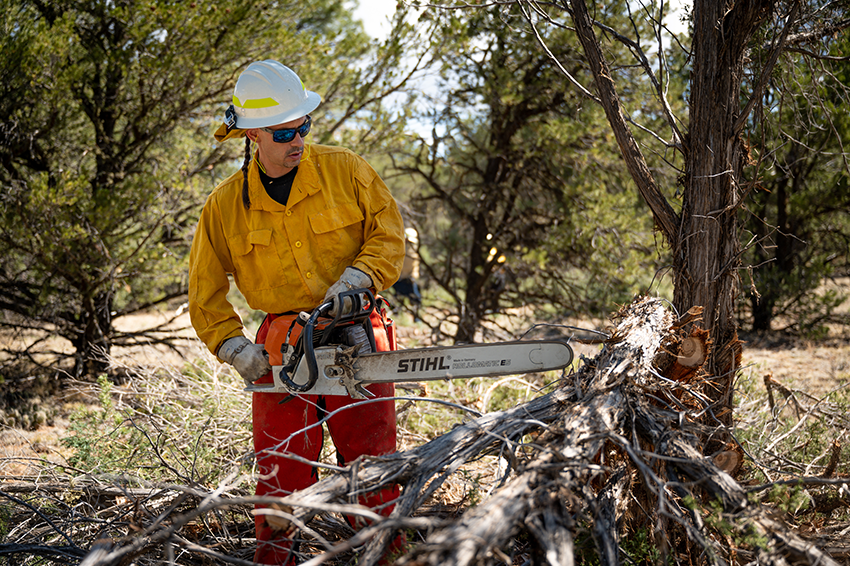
top-left (218, 336), bottom-right (271, 387)
top-left (323, 266), bottom-right (373, 317)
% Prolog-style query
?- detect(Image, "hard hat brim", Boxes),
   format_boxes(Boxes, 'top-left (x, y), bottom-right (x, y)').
top-left (213, 90), bottom-right (321, 143)
top-left (234, 91), bottom-right (321, 130)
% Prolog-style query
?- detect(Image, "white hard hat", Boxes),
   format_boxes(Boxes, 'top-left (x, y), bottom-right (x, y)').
top-left (228, 60), bottom-right (321, 130)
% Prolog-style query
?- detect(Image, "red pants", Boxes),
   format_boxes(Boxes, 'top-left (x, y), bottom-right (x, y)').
top-left (252, 309), bottom-right (400, 565)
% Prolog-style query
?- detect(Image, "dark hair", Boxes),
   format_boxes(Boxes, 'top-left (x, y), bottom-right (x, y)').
top-left (241, 136), bottom-right (251, 209)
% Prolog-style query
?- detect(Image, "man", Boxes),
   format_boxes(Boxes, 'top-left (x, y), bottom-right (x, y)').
top-left (188, 60), bottom-right (405, 564)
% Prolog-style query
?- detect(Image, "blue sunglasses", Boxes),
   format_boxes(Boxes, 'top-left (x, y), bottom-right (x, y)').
top-left (260, 115), bottom-right (312, 143)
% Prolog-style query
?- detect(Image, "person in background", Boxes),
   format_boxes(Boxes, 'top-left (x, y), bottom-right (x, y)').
top-left (391, 227), bottom-right (422, 319)
top-left (188, 60), bottom-right (405, 564)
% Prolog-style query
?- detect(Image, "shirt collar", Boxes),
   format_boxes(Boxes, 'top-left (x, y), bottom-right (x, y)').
top-left (247, 144), bottom-right (320, 211)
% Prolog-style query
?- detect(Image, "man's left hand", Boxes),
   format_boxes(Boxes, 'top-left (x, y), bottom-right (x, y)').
top-left (323, 266), bottom-right (372, 317)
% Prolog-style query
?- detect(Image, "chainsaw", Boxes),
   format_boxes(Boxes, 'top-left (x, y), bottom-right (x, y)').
top-left (246, 289), bottom-right (574, 399)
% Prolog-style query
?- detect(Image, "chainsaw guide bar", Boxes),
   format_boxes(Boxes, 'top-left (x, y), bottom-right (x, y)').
top-left (248, 340), bottom-right (574, 399)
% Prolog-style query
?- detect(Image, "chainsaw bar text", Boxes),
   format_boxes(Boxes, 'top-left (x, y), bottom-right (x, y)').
top-left (396, 356), bottom-right (512, 373)
top-left (397, 356), bottom-right (450, 373)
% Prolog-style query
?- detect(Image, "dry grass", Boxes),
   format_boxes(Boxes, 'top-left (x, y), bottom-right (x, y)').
top-left (1, 303), bottom-right (849, 565)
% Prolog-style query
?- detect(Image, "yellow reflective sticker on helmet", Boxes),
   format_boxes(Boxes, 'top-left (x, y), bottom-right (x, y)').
top-left (232, 95), bottom-right (280, 109)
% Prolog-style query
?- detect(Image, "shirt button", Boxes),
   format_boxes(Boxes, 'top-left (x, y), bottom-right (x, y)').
top-left (295, 241), bottom-right (302, 248)
top-left (286, 210), bottom-right (292, 216)
top-left (306, 272), bottom-right (312, 278)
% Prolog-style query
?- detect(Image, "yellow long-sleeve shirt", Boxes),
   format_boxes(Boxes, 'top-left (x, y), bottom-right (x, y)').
top-left (189, 143), bottom-right (405, 355)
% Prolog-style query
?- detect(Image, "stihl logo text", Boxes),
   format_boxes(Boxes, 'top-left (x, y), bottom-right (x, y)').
top-left (397, 356), bottom-right (451, 373)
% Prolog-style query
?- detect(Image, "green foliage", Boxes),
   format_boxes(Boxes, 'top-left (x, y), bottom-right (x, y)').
top-left (458, 469), bottom-right (484, 507)
top-left (703, 498), bottom-right (771, 551)
top-left (0, 0), bottom-right (421, 378)
top-left (393, 1), bottom-right (668, 343)
top-left (572, 524), bottom-right (665, 565)
top-left (572, 526), bottom-right (602, 566)
top-left (0, 501), bottom-right (11, 541)
top-left (740, 30), bottom-right (850, 335)
top-left (60, 411), bottom-right (103, 472)
top-left (767, 483), bottom-right (810, 514)
top-left (734, 365), bottom-right (850, 534)
top-left (620, 527), bottom-right (665, 565)
top-left (60, 360), bottom-right (252, 483)
top-left (96, 374), bottom-right (113, 415)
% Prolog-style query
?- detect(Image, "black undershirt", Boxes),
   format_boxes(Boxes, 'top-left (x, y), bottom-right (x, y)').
top-left (259, 166), bottom-right (298, 206)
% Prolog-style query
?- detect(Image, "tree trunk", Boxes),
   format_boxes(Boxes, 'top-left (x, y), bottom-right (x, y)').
top-left (72, 289), bottom-right (113, 378)
top-left (751, 291), bottom-right (776, 331)
top-left (455, 217), bottom-right (490, 343)
top-left (566, 0), bottom-right (781, 431)
top-left (674, 0), bottom-right (773, 427)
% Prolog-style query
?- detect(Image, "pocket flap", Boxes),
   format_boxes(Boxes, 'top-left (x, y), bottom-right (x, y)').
top-left (249, 229), bottom-right (272, 246)
top-left (309, 204), bottom-right (364, 234)
top-left (230, 229), bottom-right (272, 256)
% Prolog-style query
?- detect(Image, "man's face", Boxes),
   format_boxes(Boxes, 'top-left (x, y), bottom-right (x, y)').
top-left (252, 115), bottom-right (309, 174)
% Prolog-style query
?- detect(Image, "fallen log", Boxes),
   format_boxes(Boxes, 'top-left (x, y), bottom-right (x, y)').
top-left (76, 296), bottom-right (845, 566)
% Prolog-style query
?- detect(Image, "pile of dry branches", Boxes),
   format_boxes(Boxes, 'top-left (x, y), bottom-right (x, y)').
top-left (2, 296), bottom-right (849, 565)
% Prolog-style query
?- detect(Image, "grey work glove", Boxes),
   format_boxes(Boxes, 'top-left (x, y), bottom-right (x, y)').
top-left (218, 336), bottom-right (271, 387)
top-left (322, 266), bottom-right (372, 317)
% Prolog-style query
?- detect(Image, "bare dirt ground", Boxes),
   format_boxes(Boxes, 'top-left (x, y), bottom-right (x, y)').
top-left (739, 333), bottom-right (850, 398)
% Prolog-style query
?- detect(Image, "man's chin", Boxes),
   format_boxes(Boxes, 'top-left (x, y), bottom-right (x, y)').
top-left (285, 151), bottom-right (303, 167)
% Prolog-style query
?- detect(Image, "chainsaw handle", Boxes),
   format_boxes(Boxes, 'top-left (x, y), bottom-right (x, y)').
top-left (319, 289), bottom-right (375, 345)
top-left (277, 301), bottom-right (332, 393)
top-left (278, 289), bottom-right (376, 394)
top-left (301, 300), bottom-right (334, 390)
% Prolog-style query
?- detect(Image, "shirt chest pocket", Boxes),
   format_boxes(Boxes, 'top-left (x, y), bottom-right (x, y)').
top-left (309, 204), bottom-right (365, 271)
top-left (228, 229), bottom-right (288, 292)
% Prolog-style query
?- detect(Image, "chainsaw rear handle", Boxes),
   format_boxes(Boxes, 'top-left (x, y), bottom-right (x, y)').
top-left (277, 289), bottom-right (376, 393)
